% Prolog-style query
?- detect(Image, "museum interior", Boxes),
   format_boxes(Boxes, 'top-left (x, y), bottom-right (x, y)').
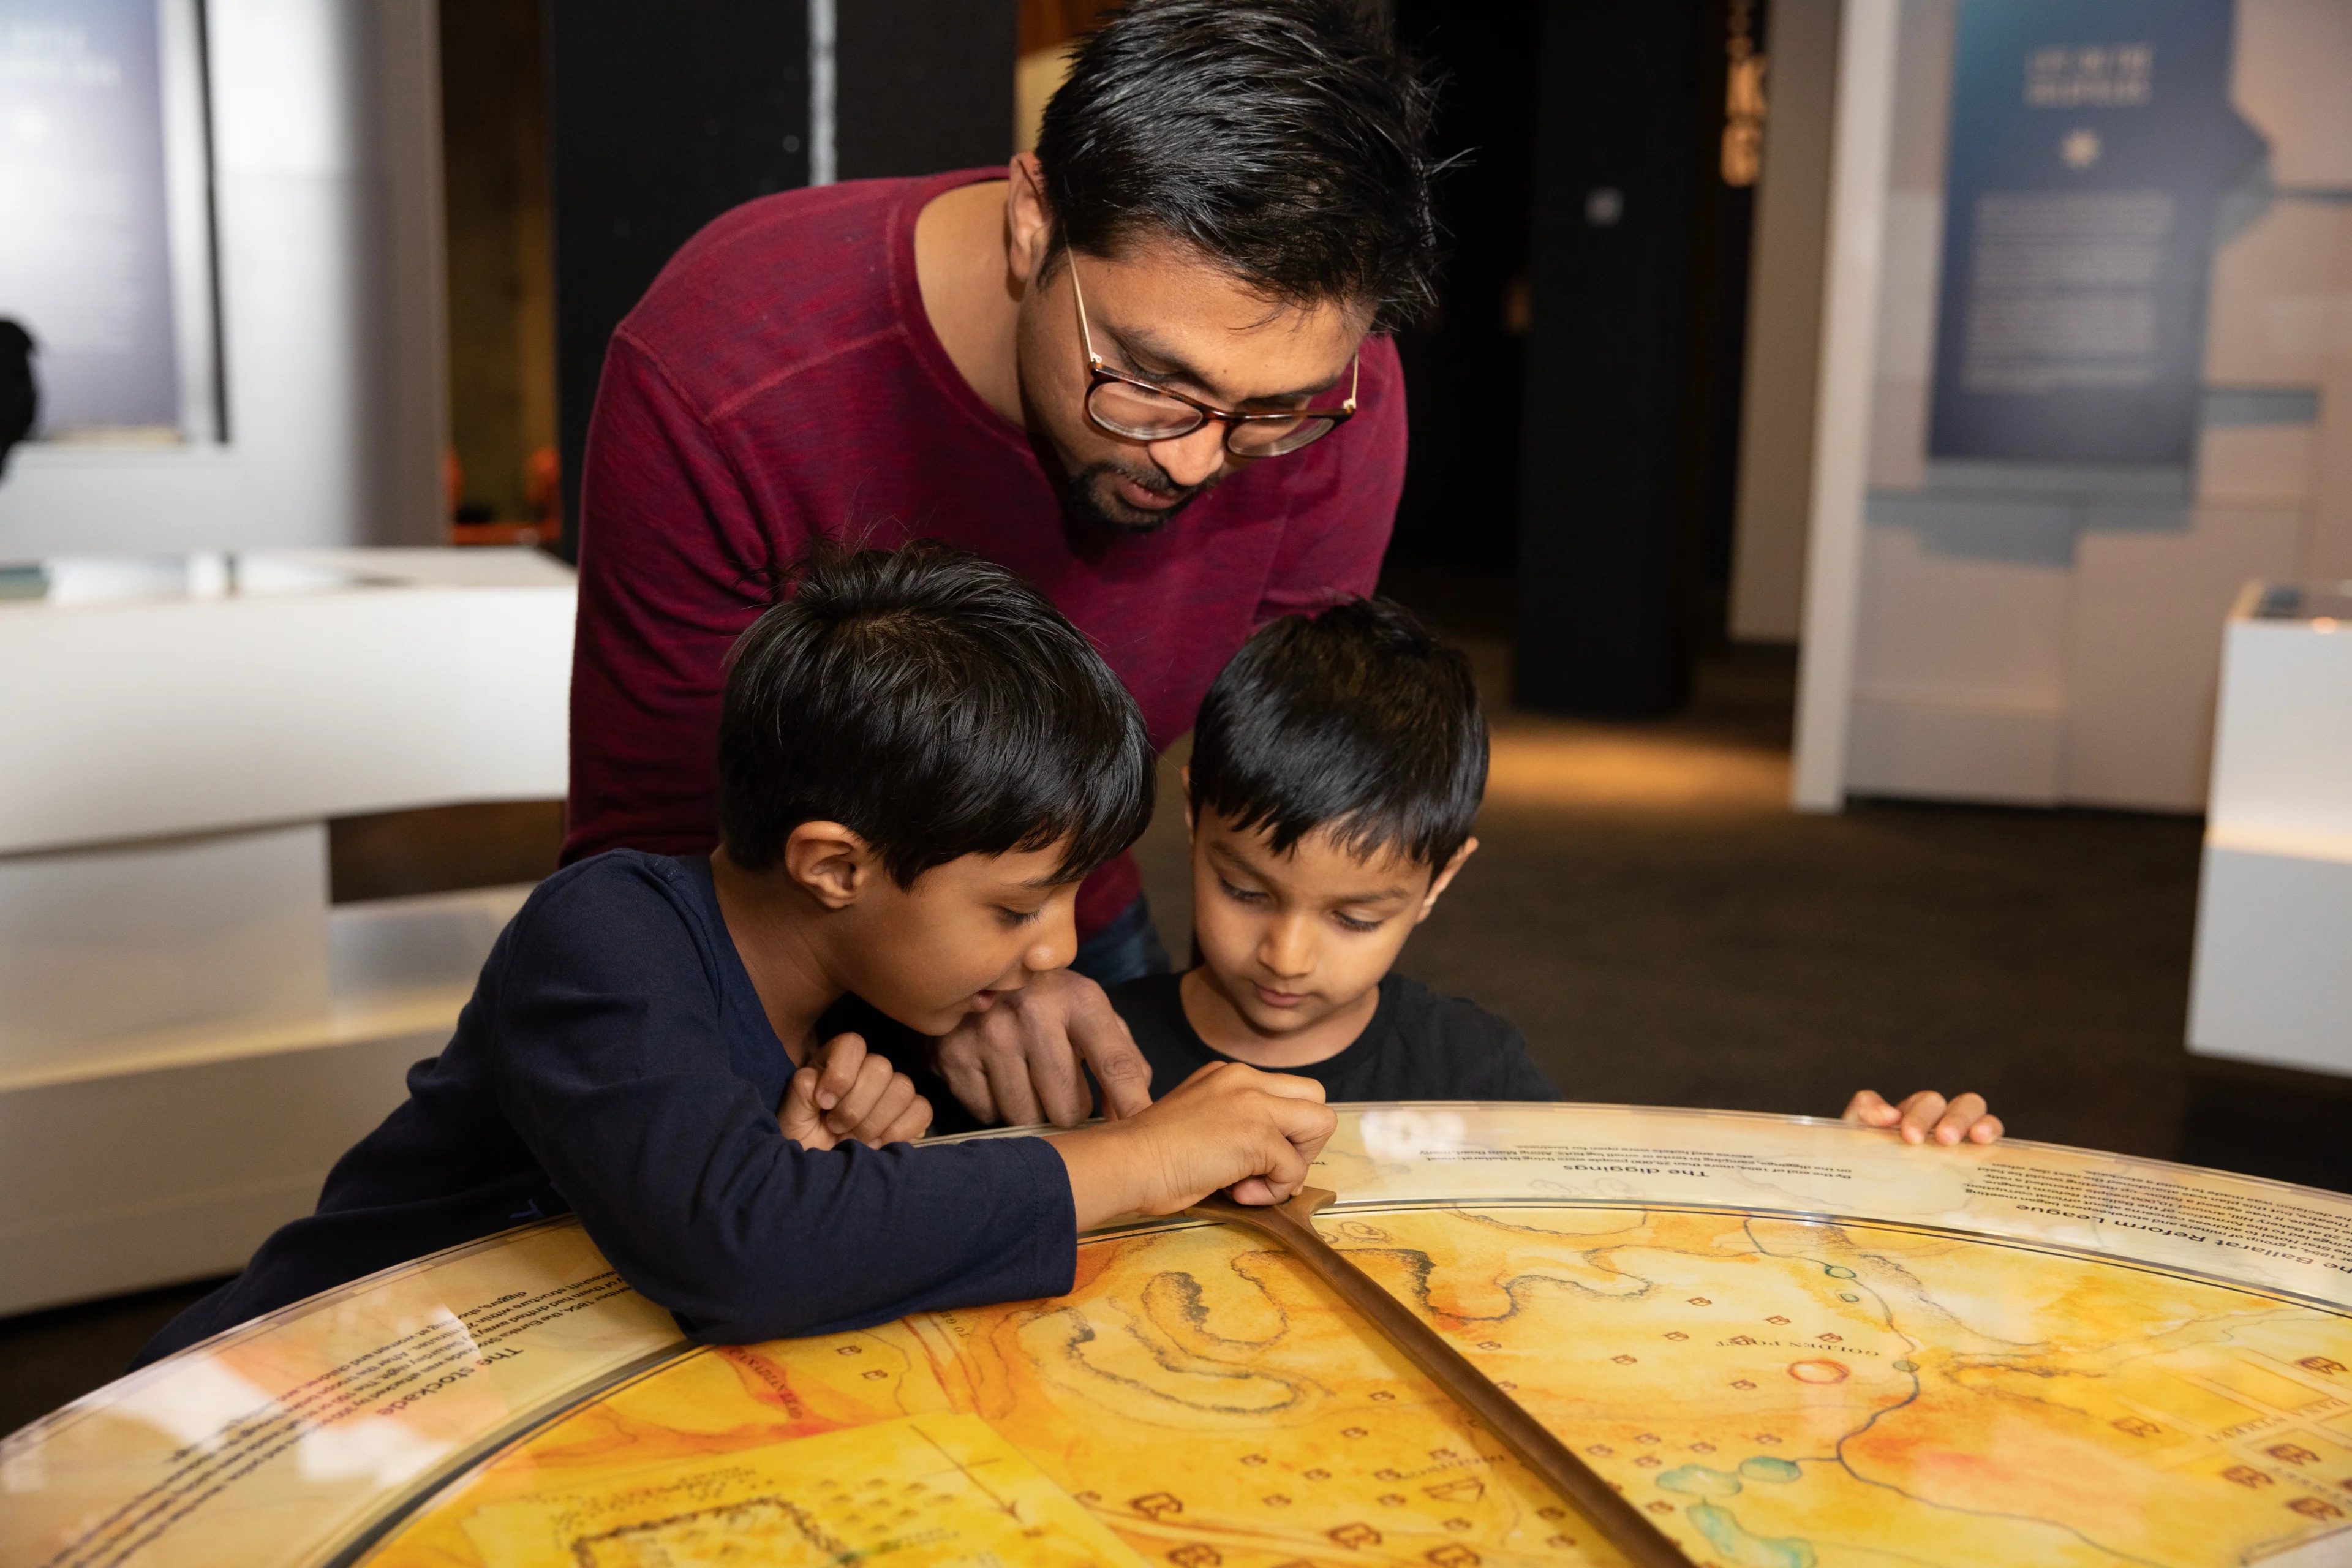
top-left (3, 2), bottom-right (2351, 1561)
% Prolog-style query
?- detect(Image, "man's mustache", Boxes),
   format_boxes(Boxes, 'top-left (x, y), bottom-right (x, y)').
top-left (1112, 464), bottom-right (1193, 501)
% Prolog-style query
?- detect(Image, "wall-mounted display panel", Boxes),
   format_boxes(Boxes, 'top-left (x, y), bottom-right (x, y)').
top-left (0, 0), bottom-right (219, 443)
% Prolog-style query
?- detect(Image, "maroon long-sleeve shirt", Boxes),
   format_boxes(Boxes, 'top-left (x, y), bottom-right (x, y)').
top-left (565, 168), bottom-right (1404, 937)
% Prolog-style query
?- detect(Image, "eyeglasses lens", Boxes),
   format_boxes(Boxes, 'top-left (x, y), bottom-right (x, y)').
top-left (1086, 382), bottom-right (1335, 456)
top-left (1227, 418), bottom-right (1333, 457)
top-left (1085, 380), bottom-right (1200, 440)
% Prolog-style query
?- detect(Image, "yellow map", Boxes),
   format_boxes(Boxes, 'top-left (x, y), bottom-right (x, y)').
top-left (369, 1197), bottom-right (2352, 1568)
top-left (452, 1413), bottom-right (1146, 1567)
top-left (15, 1106), bottom-right (2352, 1568)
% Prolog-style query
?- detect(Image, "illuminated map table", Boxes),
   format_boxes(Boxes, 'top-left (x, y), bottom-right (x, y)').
top-left (9, 1104), bottom-right (2352, 1567)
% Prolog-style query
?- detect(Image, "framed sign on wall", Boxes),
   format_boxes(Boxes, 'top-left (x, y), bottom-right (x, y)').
top-left (1928, 0), bottom-right (2265, 466)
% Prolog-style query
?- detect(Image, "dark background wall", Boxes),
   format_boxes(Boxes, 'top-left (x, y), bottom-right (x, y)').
top-left (1387, 0), bottom-right (1542, 576)
top-left (1511, 0), bottom-right (1763, 717)
top-left (837, 1), bottom-right (1017, 184)
top-left (439, 0), bottom-right (555, 526)
top-left (546, 1), bottom-right (1015, 556)
top-left (548, 3), bottom-right (812, 556)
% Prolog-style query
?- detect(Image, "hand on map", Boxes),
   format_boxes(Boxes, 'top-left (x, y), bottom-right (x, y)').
top-left (930, 967), bottom-right (1155, 1126)
top-left (780, 1031), bottom-right (934, 1150)
top-left (1047, 1061), bottom-right (1337, 1229)
top-left (1844, 1088), bottom-right (2003, 1145)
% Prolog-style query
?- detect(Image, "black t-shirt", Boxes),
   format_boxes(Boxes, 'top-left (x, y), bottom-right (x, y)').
top-left (1108, 971), bottom-right (1558, 1104)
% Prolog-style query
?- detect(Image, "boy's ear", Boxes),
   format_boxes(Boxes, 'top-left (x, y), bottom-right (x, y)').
top-left (1180, 765), bottom-right (1194, 839)
top-left (782, 821), bottom-right (878, 910)
top-left (1413, 837), bottom-right (1479, 925)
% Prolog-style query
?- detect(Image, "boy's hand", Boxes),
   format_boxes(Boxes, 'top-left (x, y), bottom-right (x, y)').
top-left (931, 968), bottom-right (1154, 1126)
top-left (1046, 1061), bottom-right (1336, 1230)
top-left (780, 1032), bottom-right (933, 1150)
top-left (1844, 1088), bottom-right (2002, 1146)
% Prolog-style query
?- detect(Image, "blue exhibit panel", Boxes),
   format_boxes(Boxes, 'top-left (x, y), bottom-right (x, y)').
top-left (1928, 0), bottom-right (2265, 466)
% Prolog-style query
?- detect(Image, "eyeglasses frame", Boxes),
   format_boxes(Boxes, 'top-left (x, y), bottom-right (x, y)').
top-left (1068, 257), bottom-right (1359, 458)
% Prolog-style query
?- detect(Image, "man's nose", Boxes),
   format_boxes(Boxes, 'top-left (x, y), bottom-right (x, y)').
top-left (1147, 425), bottom-right (1227, 489)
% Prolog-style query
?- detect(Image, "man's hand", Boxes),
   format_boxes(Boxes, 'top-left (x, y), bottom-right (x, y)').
top-left (780, 1033), bottom-right (933, 1150)
top-left (1045, 1061), bottom-right (1337, 1229)
top-left (932, 968), bottom-right (1154, 1126)
top-left (1845, 1088), bottom-right (2002, 1146)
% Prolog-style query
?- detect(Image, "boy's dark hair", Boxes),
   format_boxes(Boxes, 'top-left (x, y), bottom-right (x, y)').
top-left (1190, 597), bottom-right (1485, 870)
top-left (718, 541), bottom-right (1154, 885)
top-left (1036, 0), bottom-right (1441, 331)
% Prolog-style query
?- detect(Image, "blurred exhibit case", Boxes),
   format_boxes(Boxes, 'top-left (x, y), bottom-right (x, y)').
top-left (2188, 582), bottom-right (2352, 1076)
top-left (0, 551), bottom-right (573, 1314)
top-left (0, 0), bottom-right (473, 1313)
top-left (1793, 0), bottom-right (2352, 813)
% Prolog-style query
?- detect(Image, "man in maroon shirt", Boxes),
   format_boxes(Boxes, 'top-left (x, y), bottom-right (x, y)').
top-left (565, 0), bottom-right (1438, 1127)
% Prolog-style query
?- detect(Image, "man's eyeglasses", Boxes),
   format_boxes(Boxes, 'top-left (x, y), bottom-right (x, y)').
top-left (1069, 258), bottom-right (1359, 459)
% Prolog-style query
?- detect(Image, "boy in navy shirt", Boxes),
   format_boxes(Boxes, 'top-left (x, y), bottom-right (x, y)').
top-left (1112, 598), bottom-right (2004, 1147)
top-left (139, 545), bottom-right (1334, 1365)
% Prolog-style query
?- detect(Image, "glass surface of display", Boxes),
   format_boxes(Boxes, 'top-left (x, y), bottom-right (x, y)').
top-left (8, 1104), bottom-right (2352, 1566)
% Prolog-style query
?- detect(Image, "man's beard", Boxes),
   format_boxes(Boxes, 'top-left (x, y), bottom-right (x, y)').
top-left (1063, 461), bottom-right (1215, 536)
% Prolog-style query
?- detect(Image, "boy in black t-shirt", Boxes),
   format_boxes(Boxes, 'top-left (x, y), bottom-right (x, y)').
top-left (1112, 599), bottom-right (2005, 1147)
top-left (1109, 597), bottom-right (1552, 1102)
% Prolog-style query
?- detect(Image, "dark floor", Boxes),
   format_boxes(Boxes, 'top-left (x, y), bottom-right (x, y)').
top-left (8, 567), bottom-right (2346, 1439)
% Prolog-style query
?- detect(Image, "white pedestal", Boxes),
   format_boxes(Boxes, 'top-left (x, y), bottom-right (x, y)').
top-left (0, 549), bottom-right (571, 1314)
top-left (2187, 582), bottom-right (2352, 1077)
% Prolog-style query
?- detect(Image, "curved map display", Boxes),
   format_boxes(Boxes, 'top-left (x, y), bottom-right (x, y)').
top-left (9, 1104), bottom-right (2352, 1567)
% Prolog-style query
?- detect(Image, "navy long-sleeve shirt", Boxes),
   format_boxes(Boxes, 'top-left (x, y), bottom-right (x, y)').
top-left (137, 851), bottom-right (1076, 1366)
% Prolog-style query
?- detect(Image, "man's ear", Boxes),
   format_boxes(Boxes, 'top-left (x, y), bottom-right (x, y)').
top-left (1413, 837), bottom-right (1479, 925)
top-left (782, 821), bottom-right (876, 911)
top-left (1006, 151), bottom-right (1052, 286)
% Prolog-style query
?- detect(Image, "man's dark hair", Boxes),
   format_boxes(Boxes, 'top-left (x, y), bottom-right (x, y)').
top-left (1190, 597), bottom-right (1485, 870)
top-left (718, 541), bottom-right (1154, 884)
top-left (1037, 0), bottom-right (1441, 330)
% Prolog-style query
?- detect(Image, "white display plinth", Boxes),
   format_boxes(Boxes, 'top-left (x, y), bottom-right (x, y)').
top-left (0, 549), bottom-right (571, 1314)
top-left (2187, 582), bottom-right (2352, 1078)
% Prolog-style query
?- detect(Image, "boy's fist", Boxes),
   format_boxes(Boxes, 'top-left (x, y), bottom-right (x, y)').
top-left (1844, 1088), bottom-right (2002, 1146)
top-left (780, 1032), bottom-right (933, 1150)
top-left (1047, 1060), bottom-right (1337, 1229)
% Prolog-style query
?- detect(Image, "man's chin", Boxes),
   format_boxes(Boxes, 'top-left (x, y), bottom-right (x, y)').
top-left (1067, 464), bottom-right (1204, 536)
